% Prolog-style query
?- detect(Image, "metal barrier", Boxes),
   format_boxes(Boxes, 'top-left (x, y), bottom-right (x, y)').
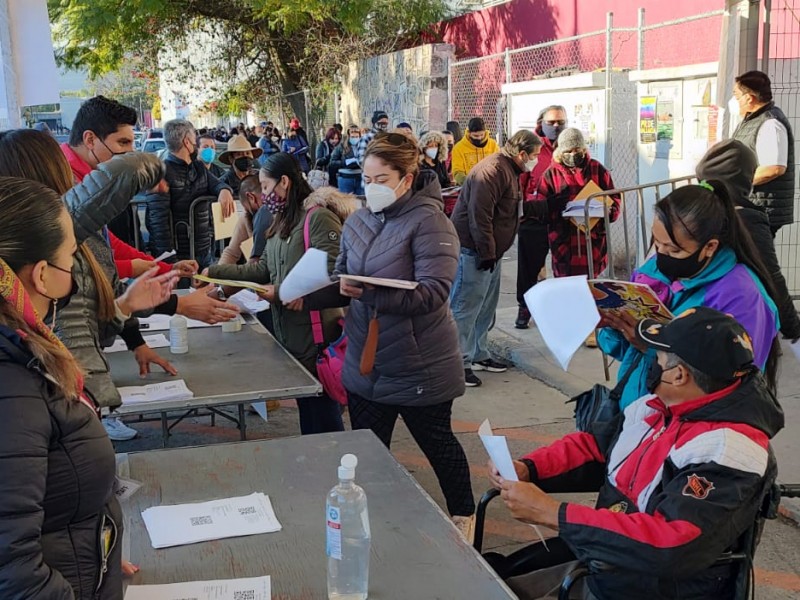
top-left (131, 195), bottom-right (212, 262)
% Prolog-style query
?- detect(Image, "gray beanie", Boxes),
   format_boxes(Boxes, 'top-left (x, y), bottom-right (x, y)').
top-left (556, 127), bottom-right (585, 151)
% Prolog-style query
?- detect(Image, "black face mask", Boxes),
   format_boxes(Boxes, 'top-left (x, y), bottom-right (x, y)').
top-left (542, 122), bottom-right (564, 141)
top-left (656, 245), bottom-right (709, 281)
top-left (646, 362), bottom-right (678, 394)
top-left (234, 157), bottom-right (251, 172)
top-left (44, 276), bottom-right (79, 325)
top-left (470, 135), bottom-right (487, 148)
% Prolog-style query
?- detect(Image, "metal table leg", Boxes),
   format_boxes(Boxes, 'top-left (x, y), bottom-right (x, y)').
top-left (160, 412), bottom-right (169, 448)
top-left (238, 403), bottom-right (247, 441)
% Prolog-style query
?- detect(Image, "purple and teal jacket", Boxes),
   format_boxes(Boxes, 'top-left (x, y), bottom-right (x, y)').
top-left (598, 246), bottom-right (779, 408)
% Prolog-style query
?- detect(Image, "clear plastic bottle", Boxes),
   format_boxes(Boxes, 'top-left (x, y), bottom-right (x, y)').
top-left (326, 454), bottom-right (370, 600)
top-left (169, 315), bottom-right (188, 354)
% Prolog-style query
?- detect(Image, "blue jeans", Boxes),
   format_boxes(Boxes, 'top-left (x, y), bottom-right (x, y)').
top-left (338, 176), bottom-right (363, 196)
top-left (450, 249), bottom-right (502, 368)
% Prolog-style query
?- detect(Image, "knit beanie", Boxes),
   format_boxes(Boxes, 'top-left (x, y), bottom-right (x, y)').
top-left (556, 127), bottom-right (586, 151)
top-left (695, 139), bottom-right (757, 207)
top-left (372, 110), bottom-right (388, 125)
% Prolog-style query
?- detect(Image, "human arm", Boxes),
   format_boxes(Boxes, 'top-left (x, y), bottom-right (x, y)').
top-left (107, 232), bottom-right (172, 278)
top-left (451, 143), bottom-right (468, 184)
top-left (206, 170), bottom-right (235, 218)
top-left (358, 212), bottom-right (460, 316)
top-left (64, 153), bottom-right (165, 245)
top-left (329, 145), bottom-right (345, 170)
top-left (315, 142), bottom-right (330, 167)
top-left (558, 429), bottom-right (771, 577)
top-left (219, 216), bottom-right (250, 265)
top-left (208, 244), bottom-right (271, 284)
top-left (754, 120), bottom-right (788, 185)
top-left (465, 167), bottom-right (502, 261)
top-left (0, 384), bottom-right (75, 599)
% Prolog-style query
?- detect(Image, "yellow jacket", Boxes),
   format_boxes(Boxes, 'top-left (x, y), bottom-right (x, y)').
top-left (451, 131), bottom-right (500, 184)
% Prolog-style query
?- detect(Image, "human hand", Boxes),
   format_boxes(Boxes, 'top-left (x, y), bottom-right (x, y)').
top-left (218, 190), bottom-right (236, 218)
top-left (477, 258), bottom-right (496, 272)
top-left (256, 285), bottom-right (276, 302)
top-left (193, 268), bottom-right (211, 289)
top-left (122, 560), bottom-right (140, 578)
top-left (340, 278), bottom-right (363, 299)
top-left (176, 289), bottom-right (240, 324)
top-left (151, 179), bottom-right (169, 195)
top-left (133, 344), bottom-right (178, 377)
top-left (487, 459), bottom-right (530, 490)
top-left (500, 480), bottom-right (561, 529)
top-left (283, 298), bottom-right (304, 311)
top-left (602, 311), bottom-right (646, 352)
top-left (172, 260), bottom-right (199, 278)
top-left (130, 259), bottom-right (157, 278)
top-left (118, 268), bottom-right (179, 314)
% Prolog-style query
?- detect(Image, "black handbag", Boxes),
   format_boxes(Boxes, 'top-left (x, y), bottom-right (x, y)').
top-left (566, 353), bottom-right (645, 433)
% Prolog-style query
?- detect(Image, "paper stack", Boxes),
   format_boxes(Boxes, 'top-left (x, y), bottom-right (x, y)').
top-left (104, 334), bottom-right (170, 354)
top-left (561, 198), bottom-right (607, 219)
top-left (141, 492), bottom-right (282, 548)
top-left (227, 289), bottom-right (270, 314)
top-left (124, 576), bottom-right (271, 600)
top-left (118, 380), bottom-right (194, 405)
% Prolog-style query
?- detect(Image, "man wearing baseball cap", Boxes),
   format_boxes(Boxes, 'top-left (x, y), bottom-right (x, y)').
top-left (355, 110), bottom-right (390, 167)
top-left (451, 116), bottom-right (500, 184)
top-left (485, 307), bottom-right (783, 599)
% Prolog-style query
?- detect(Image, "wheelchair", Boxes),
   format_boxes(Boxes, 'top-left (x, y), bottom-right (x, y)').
top-left (473, 483), bottom-right (800, 600)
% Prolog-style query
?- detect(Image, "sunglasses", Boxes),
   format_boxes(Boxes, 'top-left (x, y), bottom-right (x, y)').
top-left (375, 131), bottom-right (417, 149)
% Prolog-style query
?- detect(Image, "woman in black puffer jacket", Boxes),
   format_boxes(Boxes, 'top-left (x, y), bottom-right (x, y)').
top-left (0, 178), bottom-right (173, 599)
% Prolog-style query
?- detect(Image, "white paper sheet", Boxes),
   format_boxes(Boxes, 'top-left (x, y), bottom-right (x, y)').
top-left (138, 313), bottom-right (219, 331)
top-left (212, 202), bottom-right (242, 241)
top-left (104, 334), bottom-right (170, 354)
top-left (141, 492), bottom-right (281, 548)
top-left (278, 248), bottom-right (335, 302)
top-left (153, 250), bottom-right (176, 262)
top-left (124, 576), bottom-right (271, 600)
top-left (478, 419), bottom-right (550, 550)
top-left (118, 380), bottom-right (194, 405)
top-left (228, 289), bottom-right (270, 314)
top-left (524, 276), bottom-right (600, 371)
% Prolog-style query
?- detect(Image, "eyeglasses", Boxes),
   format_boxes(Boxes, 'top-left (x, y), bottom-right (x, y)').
top-left (375, 132), bottom-right (417, 149)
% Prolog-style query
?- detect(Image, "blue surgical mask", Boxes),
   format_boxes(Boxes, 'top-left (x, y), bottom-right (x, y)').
top-left (199, 147), bottom-right (215, 164)
top-left (349, 137), bottom-right (360, 146)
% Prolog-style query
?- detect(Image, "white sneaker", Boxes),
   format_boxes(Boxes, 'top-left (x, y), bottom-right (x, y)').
top-left (102, 416), bottom-right (138, 441)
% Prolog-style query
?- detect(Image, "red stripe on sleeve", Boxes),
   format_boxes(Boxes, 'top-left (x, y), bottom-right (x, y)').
top-left (522, 432), bottom-right (605, 480)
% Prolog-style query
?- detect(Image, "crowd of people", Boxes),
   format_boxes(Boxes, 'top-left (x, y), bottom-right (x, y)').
top-left (0, 67), bottom-right (795, 599)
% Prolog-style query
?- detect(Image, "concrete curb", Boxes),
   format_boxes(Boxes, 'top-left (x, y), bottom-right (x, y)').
top-left (487, 308), bottom-right (800, 525)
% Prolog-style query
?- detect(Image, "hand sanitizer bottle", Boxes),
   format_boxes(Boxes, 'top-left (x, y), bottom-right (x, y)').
top-left (326, 454), bottom-right (370, 599)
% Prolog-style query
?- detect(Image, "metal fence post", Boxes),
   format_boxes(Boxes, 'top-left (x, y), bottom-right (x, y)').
top-left (504, 47), bottom-right (511, 84)
top-left (605, 11), bottom-right (614, 170)
top-left (447, 58), bottom-right (453, 122)
top-left (637, 8), bottom-right (646, 71)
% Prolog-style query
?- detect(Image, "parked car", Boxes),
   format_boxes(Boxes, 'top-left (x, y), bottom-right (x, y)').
top-left (142, 138), bottom-right (167, 154)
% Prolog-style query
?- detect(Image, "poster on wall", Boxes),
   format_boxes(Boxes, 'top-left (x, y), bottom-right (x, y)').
top-left (639, 96), bottom-right (657, 144)
top-left (656, 100), bottom-right (674, 141)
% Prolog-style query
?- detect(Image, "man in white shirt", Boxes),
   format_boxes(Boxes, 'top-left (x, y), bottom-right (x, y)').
top-left (731, 70), bottom-right (796, 235)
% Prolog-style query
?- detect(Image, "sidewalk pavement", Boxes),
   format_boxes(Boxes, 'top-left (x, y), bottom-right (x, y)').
top-left (487, 304), bottom-right (800, 522)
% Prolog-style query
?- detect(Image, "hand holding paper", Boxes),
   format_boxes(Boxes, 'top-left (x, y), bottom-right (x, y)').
top-left (278, 248), bottom-right (336, 302)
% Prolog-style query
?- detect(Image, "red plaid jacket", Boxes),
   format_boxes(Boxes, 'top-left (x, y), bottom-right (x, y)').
top-left (535, 156), bottom-right (620, 277)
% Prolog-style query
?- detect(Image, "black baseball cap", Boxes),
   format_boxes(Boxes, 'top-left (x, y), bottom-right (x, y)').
top-left (636, 306), bottom-right (755, 381)
top-left (372, 111), bottom-right (389, 124)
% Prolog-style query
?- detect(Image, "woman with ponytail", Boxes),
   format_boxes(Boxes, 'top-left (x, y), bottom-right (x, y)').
top-left (598, 180), bottom-right (780, 407)
top-left (0, 177), bottom-right (171, 599)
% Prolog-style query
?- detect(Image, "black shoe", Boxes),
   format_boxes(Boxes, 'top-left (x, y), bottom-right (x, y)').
top-left (472, 359), bottom-right (509, 373)
top-left (464, 369), bottom-right (482, 387)
top-left (515, 307), bottom-right (531, 329)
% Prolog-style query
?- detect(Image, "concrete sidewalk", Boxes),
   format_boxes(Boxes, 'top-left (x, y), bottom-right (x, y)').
top-left (490, 256), bottom-right (800, 521)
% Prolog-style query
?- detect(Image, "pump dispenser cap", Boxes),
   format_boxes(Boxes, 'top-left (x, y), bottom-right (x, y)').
top-left (338, 453), bottom-right (358, 480)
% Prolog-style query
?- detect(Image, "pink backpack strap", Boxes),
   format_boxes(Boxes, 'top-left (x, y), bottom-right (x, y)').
top-left (303, 206), bottom-right (325, 346)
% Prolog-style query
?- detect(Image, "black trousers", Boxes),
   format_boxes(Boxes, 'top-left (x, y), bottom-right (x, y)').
top-left (516, 220), bottom-right (550, 307)
top-left (347, 392), bottom-right (475, 516)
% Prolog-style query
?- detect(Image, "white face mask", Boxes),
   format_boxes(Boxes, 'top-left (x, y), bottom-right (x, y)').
top-left (425, 148), bottom-right (438, 160)
top-left (525, 157), bottom-right (538, 171)
top-left (365, 179), bottom-right (404, 213)
top-left (349, 137), bottom-right (360, 146)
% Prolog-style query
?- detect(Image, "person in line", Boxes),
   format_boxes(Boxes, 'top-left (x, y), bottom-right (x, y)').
top-left (219, 174), bottom-right (266, 265)
top-left (598, 181), bottom-right (780, 408)
top-left (281, 119), bottom-right (311, 174)
top-left (487, 307), bottom-right (783, 600)
top-left (315, 127), bottom-right (342, 188)
top-left (257, 124), bottom-right (281, 166)
top-left (205, 153), bottom-right (352, 435)
top-left (395, 122), bottom-right (413, 136)
top-left (330, 125), bottom-right (364, 196)
top-left (0, 177), bottom-right (174, 599)
top-left (146, 119), bottom-right (235, 269)
top-left (418, 131), bottom-right (450, 189)
top-left (356, 111), bottom-right (390, 165)
top-left (451, 117), bottom-right (500, 185)
top-left (442, 130), bottom-right (456, 180)
top-left (697, 139), bottom-right (800, 341)
top-left (535, 127), bottom-right (620, 347)
top-left (450, 130), bottom-right (542, 387)
top-left (446, 120), bottom-right (463, 144)
top-left (198, 134), bottom-right (226, 178)
top-left (219, 134), bottom-right (262, 197)
top-left (515, 105), bottom-right (567, 329)
top-left (336, 132), bottom-right (476, 539)
top-left (731, 70), bottom-right (795, 236)
top-left (62, 95), bottom-right (140, 247)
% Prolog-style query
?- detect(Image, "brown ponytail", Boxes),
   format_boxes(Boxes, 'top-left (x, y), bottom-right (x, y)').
top-left (78, 244), bottom-right (116, 322)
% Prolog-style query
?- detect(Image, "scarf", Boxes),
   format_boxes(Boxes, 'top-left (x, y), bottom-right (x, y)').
top-left (0, 256), bottom-right (86, 400)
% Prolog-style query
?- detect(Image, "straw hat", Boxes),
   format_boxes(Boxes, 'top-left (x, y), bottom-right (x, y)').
top-left (218, 134), bottom-right (262, 164)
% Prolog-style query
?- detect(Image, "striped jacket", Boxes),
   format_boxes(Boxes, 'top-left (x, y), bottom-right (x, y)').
top-left (521, 371), bottom-right (783, 599)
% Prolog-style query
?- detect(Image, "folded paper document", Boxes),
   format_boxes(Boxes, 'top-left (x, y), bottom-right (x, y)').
top-left (118, 380), bottom-right (194, 405)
